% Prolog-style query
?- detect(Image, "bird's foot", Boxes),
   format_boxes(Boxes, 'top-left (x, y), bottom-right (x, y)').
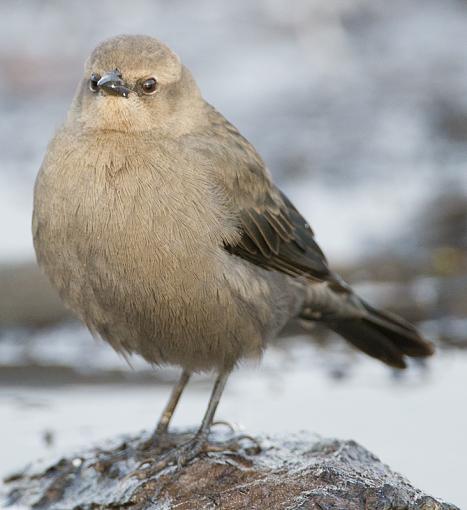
top-left (208, 434), bottom-right (262, 456)
top-left (138, 423), bottom-right (193, 453)
top-left (132, 433), bottom-right (209, 478)
top-left (138, 420), bottom-right (237, 454)
top-left (209, 423), bottom-right (261, 454)
top-left (130, 429), bottom-right (262, 480)
top-left (138, 430), bottom-right (172, 452)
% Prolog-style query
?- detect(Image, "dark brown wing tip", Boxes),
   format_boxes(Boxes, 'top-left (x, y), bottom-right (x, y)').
top-left (410, 339), bottom-right (436, 358)
top-left (388, 357), bottom-right (407, 370)
top-left (396, 339), bottom-right (434, 370)
top-left (361, 302), bottom-right (436, 359)
top-left (386, 337), bottom-right (435, 369)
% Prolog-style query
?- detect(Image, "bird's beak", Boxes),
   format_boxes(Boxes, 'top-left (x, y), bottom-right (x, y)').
top-left (97, 69), bottom-right (131, 98)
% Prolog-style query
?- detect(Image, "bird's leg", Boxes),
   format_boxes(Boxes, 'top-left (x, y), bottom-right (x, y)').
top-left (155, 369), bottom-right (191, 437)
top-left (139, 370), bottom-right (191, 451)
top-left (134, 369), bottom-right (231, 475)
top-left (189, 368), bottom-right (230, 444)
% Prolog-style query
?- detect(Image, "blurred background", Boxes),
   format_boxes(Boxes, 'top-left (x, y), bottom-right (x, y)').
top-left (1, 0), bottom-right (466, 506)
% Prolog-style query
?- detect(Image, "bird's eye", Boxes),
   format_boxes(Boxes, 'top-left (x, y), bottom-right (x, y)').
top-left (141, 77), bottom-right (157, 95)
top-left (89, 73), bottom-right (101, 92)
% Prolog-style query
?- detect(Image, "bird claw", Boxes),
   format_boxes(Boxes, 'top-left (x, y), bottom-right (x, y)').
top-left (232, 434), bottom-right (262, 454)
top-left (208, 434), bottom-right (262, 456)
top-left (138, 428), bottom-right (193, 454)
top-left (131, 435), bottom-right (208, 479)
top-left (139, 419), bottom-right (236, 453)
top-left (130, 432), bottom-right (262, 479)
top-left (210, 420), bottom-right (236, 433)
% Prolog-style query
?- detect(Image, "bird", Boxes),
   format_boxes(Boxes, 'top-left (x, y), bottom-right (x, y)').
top-left (32, 34), bottom-right (434, 470)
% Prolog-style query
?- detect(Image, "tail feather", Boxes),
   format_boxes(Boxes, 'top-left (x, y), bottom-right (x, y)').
top-left (324, 300), bottom-right (434, 369)
top-left (327, 318), bottom-right (408, 369)
top-left (361, 302), bottom-right (434, 358)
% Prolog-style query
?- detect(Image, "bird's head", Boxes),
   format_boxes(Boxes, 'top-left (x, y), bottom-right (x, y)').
top-left (69, 35), bottom-right (205, 135)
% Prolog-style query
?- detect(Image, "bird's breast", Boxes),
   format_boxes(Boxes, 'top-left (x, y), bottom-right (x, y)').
top-left (32, 129), bottom-right (282, 369)
top-left (34, 130), bottom-right (232, 317)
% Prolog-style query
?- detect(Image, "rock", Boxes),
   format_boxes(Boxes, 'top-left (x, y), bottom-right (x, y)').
top-left (1, 431), bottom-right (458, 510)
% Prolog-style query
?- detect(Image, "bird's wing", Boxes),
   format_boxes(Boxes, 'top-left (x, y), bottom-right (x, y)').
top-left (225, 188), bottom-right (332, 281)
top-left (193, 106), bottom-right (435, 368)
top-left (203, 105), bottom-right (332, 283)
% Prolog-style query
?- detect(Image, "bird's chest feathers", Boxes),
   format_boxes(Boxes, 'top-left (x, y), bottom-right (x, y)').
top-left (38, 135), bottom-right (228, 284)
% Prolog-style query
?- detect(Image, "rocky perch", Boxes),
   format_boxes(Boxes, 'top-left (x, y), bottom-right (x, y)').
top-left (2, 430), bottom-right (458, 510)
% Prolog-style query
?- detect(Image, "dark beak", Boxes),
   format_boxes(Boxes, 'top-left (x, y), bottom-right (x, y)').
top-left (97, 69), bottom-right (131, 98)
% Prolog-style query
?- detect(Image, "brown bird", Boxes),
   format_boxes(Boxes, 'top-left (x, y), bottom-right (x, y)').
top-left (32, 34), bottom-right (434, 469)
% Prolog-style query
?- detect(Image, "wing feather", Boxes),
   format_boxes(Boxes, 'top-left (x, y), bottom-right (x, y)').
top-left (200, 104), bottom-right (333, 283)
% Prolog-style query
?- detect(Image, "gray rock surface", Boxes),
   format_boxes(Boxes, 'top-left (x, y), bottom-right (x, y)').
top-left (1, 431), bottom-right (458, 510)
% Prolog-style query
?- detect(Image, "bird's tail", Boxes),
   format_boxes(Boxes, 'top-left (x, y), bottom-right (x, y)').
top-left (324, 300), bottom-right (434, 369)
top-left (299, 278), bottom-right (434, 368)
